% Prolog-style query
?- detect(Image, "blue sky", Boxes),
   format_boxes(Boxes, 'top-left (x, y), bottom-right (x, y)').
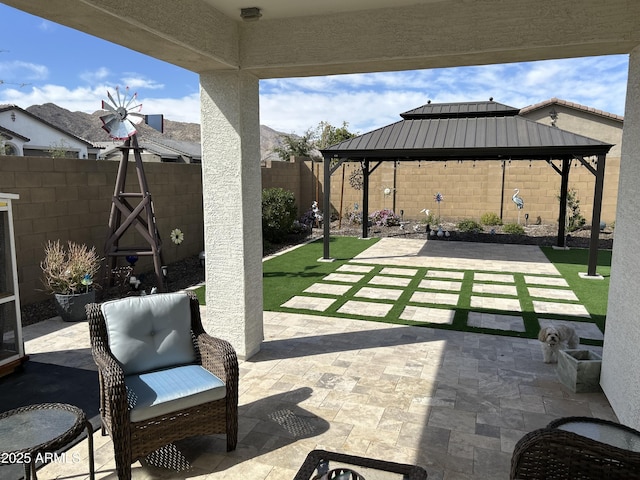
top-left (0, 4), bottom-right (629, 136)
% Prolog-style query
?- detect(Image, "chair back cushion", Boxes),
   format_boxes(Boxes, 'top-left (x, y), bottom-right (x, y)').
top-left (101, 293), bottom-right (196, 375)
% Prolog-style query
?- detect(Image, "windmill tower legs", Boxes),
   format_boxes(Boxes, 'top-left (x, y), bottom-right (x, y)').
top-left (103, 135), bottom-right (166, 292)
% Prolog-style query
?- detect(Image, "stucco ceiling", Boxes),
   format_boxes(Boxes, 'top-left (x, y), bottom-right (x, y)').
top-left (204, 0), bottom-right (443, 21)
top-left (1, 0), bottom-right (639, 79)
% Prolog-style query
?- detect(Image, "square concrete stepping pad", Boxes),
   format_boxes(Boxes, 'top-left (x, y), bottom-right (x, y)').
top-left (400, 306), bottom-right (455, 324)
top-left (337, 300), bottom-right (394, 317)
top-left (538, 318), bottom-right (603, 340)
top-left (528, 287), bottom-right (578, 301)
top-left (472, 283), bottom-right (517, 296)
top-left (410, 291), bottom-right (459, 306)
top-left (379, 267), bottom-right (418, 276)
top-left (354, 286), bottom-right (403, 301)
top-left (470, 296), bottom-right (522, 312)
top-left (369, 275), bottom-right (412, 287)
top-left (323, 272), bottom-right (365, 283)
top-left (474, 273), bottom-right (515, 283)
top-left (426, 270), bottom-right (465, 280)
top-left (468, 312), bottom-right (526, 332)
top-left (337, 264), bottom-right (375, 273)
top-left (533, 301), bottom-right (590, 317)
top-left (524, 275), bottom-right (569, 287)
top-left (418, 279), bottom-right (463, 291)
top-left (281, 295), bottom-right (336, 312)
top-left (304, 283), bottom-right (353, 296)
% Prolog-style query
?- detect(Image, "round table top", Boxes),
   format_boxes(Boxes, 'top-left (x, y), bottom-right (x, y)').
top-left (0, 403), bottom-right (86, 454)
top-left (558, 420), bottom-right (640, 452)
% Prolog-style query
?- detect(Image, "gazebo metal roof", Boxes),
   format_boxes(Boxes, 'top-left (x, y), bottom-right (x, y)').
top-left (322, 101), bottom-right (612, 160)
top-left (319, 100), bottom-right (614, 276)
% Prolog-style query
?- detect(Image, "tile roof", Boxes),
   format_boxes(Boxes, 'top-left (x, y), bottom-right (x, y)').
top-left (519, 97), bottom-right (624, 122)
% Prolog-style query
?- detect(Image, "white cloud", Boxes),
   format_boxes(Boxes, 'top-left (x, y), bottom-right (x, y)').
top-left (120, 74), bottom-right (165, 90)
top-left (0, 83), bottom-right (200, 123)
top-left (80, 67), bottom-right (111, 84)
top-left (0, 60), bottom-right (49, 82)
top-left (260, 55), bottom-right (628, 135)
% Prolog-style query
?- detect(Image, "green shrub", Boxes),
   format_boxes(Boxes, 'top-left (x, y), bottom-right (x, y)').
top-left (480, 212), bottom-right (503, 226)
top-left (503, 223), bottom-right (525, 235)
top-left (457, 219), bottom-right (482, 233)
top-left (262, 188), bottom-right (298, 243)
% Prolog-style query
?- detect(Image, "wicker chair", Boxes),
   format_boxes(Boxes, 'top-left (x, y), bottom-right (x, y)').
top-left (511, 416), bottom-right (640, 479)
top-left (87, 292), bottom-right (238, 480)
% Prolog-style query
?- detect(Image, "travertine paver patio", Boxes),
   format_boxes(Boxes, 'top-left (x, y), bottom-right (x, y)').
top-left (22, 307), bottom-right (613, 480)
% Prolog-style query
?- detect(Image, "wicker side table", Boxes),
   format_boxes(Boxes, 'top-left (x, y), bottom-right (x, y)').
top-left (0, 403), bottom-right (95, 480)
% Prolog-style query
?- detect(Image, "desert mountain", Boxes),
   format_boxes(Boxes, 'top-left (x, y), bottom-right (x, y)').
top-left (25, 103), bottom-right (290, 161)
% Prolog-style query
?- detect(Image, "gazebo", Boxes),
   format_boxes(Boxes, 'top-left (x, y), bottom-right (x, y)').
top-left (320, 100), bottom-right (613, 276)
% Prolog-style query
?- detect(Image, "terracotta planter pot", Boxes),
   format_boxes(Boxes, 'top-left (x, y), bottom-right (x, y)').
top-left (53, 290), bottom-right (96, 322)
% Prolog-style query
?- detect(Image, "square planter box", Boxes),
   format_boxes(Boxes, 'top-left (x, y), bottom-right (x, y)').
top-left (557, 349), bottom-right (602, 393)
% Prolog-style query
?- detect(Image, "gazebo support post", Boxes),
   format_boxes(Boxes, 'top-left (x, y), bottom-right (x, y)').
top-left (586, 154), bottom-right (606, 276)
top-left (323, 155), bottom-right (331, 259)
top-left (557, 158), bottom-right (571, 247)
top-left (362, 159), bottom-right (370, 239)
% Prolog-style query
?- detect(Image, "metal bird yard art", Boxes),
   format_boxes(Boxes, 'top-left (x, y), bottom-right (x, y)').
top-left (512, 188), bottom-right (524, 224)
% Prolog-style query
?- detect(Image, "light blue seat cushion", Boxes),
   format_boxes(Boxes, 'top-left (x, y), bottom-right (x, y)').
top-left (126, 364), bottom-right (227, 422)
top-left (101, 293), bottom-right (196, 375)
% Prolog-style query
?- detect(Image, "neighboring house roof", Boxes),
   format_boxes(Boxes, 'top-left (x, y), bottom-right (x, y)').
top-left (96, 137), bottom-right (201, 162)
top-left (0, 104), bottom-right (96, 147)
top-left (146, 137), bottom-right (201, 160)
top-left (322, 100), bottom-right (613, 160)
top-left (0, 124), bottom-right (30, 141)
top-left (519, 97), bottom-right (624, 123)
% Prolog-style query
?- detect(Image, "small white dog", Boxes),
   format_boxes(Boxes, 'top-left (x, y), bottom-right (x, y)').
top-left (538, 324), bottom-right (579, 363)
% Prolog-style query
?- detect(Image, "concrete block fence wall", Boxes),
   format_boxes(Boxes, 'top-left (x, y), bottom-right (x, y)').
top-left (0, 153), bottom-right (620, 306)
top-left (327, 157), bottom-right (620, 227)
top-left (0, 155), bottom-right (204, 305)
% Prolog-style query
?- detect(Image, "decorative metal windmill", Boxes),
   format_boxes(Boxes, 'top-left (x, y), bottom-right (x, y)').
top-left (101, 87), bottom-right (166, 292)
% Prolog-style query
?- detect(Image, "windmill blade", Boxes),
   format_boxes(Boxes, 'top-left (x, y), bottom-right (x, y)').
top-left (101, 100), bottom-right (117, 113)
top-left (100, 112), bottom-right (118, 125)
top-left (107, 90), bottom-right (118, 108)
top-left (127, 112), bottom-right (145, 125)
top-left (123, 120), bottom-right (138, 137)
top-left (101, 117), bottom-right (122, 135)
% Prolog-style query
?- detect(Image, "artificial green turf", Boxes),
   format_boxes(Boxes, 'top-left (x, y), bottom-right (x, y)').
top-left (194, 239), bottom-right (610, 344)
top-left (262, 236), bottom-right (380, 311)
top-left (193, 236), bottom-right (380, 308)
top-left (540, 247), bottom-right (611, 332)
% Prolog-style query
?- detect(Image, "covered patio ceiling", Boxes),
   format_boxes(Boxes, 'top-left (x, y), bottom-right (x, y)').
top-left (320, 101), bottom-right (613, 276)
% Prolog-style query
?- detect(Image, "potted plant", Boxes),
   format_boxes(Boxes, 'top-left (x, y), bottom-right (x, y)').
top-left (41, 240), bottom-right (101, 322)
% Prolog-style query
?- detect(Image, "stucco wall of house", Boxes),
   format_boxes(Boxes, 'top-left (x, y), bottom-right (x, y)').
top-left (601, 46), bottom-right (640, 430)
top-left (0, 155), bottom-right (204, 306)
top-left (0, 109), bottom-right (92, 158)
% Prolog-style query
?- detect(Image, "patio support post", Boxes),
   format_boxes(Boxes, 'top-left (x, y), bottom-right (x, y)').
top-left (557, 158), bottom-right (571, 246)
top-left (323, 155), bottom-right (331, 259)
top-left (199, 71), bottom-right (263, 360)
top-left (586, 154), bottom-right (606, 276)
top-left (602, 43), bottom-right (640, 430)
top-left (362, 159), bottom-right (370, 239)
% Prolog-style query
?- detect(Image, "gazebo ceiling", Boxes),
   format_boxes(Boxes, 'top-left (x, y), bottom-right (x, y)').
top-left (321, 100), bottom-right (613, 161)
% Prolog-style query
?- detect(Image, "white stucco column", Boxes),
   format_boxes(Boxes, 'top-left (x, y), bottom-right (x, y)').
top-left (601, 45), bottom-right (640, 428)
top-left (199, 71), bottom-right (263, 359)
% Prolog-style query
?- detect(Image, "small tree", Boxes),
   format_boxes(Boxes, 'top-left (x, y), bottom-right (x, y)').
top-left (559, 188), bottom-right (586, 232)
top-left (272, 130), bottom-right (315, 161)
top-left (262, 187), bottom-right (298, 243)
top-left (47, 139), bottom-right (71, 158)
